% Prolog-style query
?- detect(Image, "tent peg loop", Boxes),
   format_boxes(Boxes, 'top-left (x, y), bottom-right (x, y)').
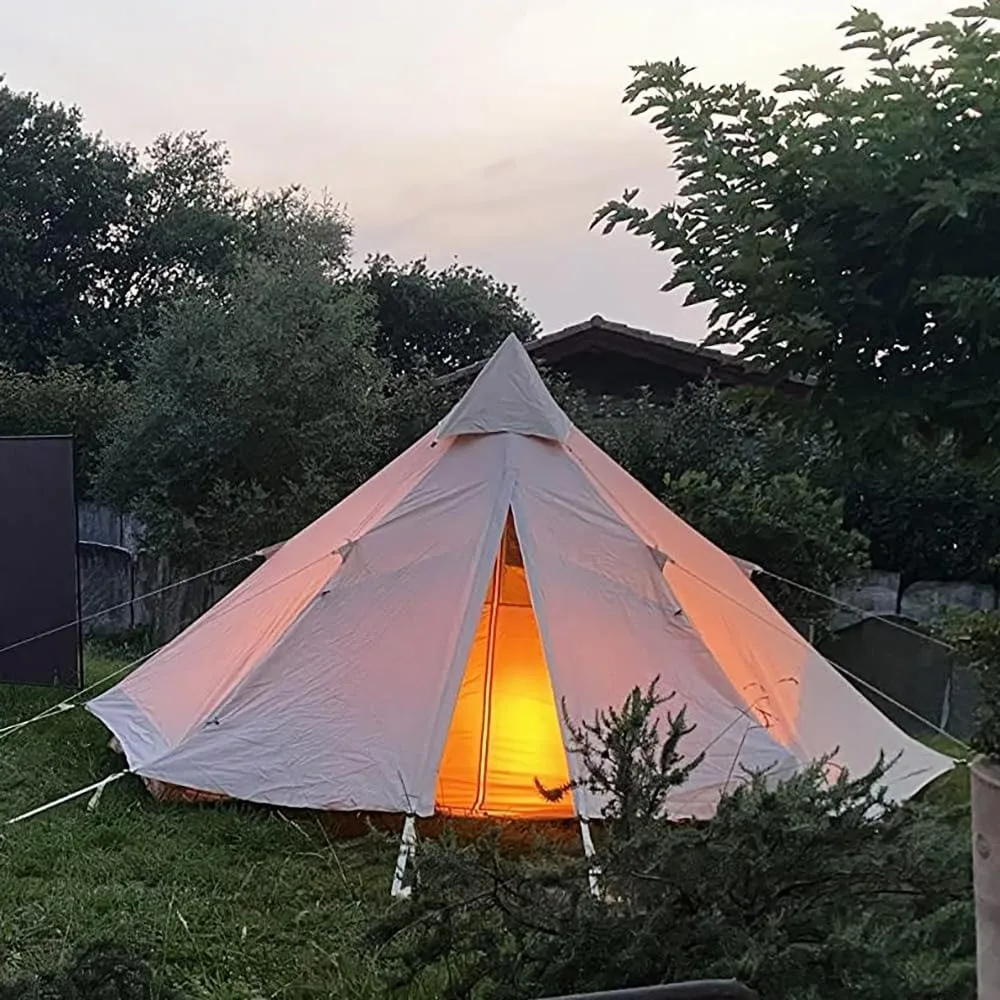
top-left (391, 814), bottom-right (418, 898)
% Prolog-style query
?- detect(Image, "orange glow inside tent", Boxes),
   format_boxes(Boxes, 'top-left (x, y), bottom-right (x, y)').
top-left (435, 516), bottom-right (574, 818)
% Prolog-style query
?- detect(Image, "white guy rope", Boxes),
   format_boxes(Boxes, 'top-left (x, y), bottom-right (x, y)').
top-left (0, 647), bottom-right (163, 740)
top-left (5, 771), bottom-right (129, 826)
top-left (0, 552), bottom-right (259, 663)
top-left (0, 547), bottom-right (341, 742)
top-left (667, 560), bottom-right (972, 755)
top-left (754, 566), bottom-right (960, 653)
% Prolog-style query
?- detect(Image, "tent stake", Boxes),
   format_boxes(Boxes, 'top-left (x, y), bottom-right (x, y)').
top-left (391, 814), bottom-right (417, 898)
top-left (579, 819), bottom-right (601, 897)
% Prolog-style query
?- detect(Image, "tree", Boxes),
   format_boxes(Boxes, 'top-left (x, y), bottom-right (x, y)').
top-left (0, 80), bottom-right (134, 373)
top-left (664, 468), bottom-right (869, 628)
top-left (831, 442), bottom-right (1000, 587)
top-left (376, 686), bottom-right (973, 1000)
top-left (0, 364), bottom-right (126, 494)
top-left (938, 607), bottom-right (1000, 758)
top-left (595, 5), bottom-right (1000, 454)
top-left (538, 678), bottom-right (704, 841)
top-left (560, 381), bottom-right (822, 496)
top-left (558, 381), bottom-right (866, 624)
top-left (0, 76), bottom-right (264, 375)
top-left (89, 131), bottom-right (251, 374)
top-left (97, 195), bottom-right (392, 568)
top-left (357, 254), bottom-right (541, 376)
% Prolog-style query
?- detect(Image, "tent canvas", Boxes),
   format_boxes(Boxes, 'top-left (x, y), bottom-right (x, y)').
top-left (87, 335), bottom-right (952, 822)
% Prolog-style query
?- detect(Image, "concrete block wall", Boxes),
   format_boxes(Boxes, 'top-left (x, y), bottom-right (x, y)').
top-left (77, 505), bottom-right (238, 644)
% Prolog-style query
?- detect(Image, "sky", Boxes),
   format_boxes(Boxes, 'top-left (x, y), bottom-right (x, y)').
top-left (2, 0), bottom-right (951, 341)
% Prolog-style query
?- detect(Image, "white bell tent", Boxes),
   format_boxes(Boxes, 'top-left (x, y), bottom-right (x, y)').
top-left (87, 335), bottom-right (951, 835)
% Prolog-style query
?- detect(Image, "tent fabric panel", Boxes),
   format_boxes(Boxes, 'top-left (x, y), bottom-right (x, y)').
top-left (564, 427), bottom-right (953, 800)
top-left (130, 435), bottom-right (514, 814)
top-left (435, 334), bottom-right (572, 443)
top-left (87, 686), bottom-right (172, 768)
top-left (87, 550), bottom-right (340, 755)
top-left (507, 435), bottom-right (797, 820)
top-left (87, 430), bottom-right (445, 757)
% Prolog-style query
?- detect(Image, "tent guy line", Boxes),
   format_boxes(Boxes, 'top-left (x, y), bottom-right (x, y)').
top-left (0, 648), bottom-right (160, 739)
top-left (666, 560), bottom-right (970, 756)
top-left (0, 544), bottom-right (968, 834)
top-left (5, 771), bottom-right (129, 826)
top-left (0, 547), bottom-right (348, 742)
top-left (755, 566), bottom-right (960, 654)
top-left (0, 552), bottom-right (259, 662)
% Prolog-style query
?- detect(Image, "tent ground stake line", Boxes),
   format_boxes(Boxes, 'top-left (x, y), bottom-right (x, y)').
top-left (6, 771), bottom-right (129, 826)
top-left (391, 814), bottom-right (417, 898)
top-left (0, 548), bottom-right (344, 745)
top-left (0, 552), bottom-right (257, 662)
top-left (579, 819), bottom-right (601, 898)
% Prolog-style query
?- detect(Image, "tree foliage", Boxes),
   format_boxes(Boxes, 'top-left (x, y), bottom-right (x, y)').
top-left (538, 679), bottom-right (704, 840)
top-left (564, 374), bottom-right (1000, 602)
top-left (96, 196), bottom-right (398, 567)
top-left (938, 607), bottom-right (1000, 758)
top-left (664, 468), bottom-right (869, 627)
top-left (560, 382), bottom-right (868, 622)
top-left (0, 80), bottom-right (133, 373)
top-left (596, 5), bottom-right (1000, 453)
top-left (833, 443), bottom-right (1000, 586)
top-left (376, 686), bottom-right (973, 1000)
top-left (357, 254), bottom-right (540, 376)
top-left (0, 79), bottom-right (253, 374)
top-left (92, 131), bottom-right (249, 372)
top-left (0, 364), bottom-right (126, 493)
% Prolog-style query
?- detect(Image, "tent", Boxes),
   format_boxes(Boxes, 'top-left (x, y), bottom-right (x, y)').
top-left (87, 335), bottom-right (952, 831)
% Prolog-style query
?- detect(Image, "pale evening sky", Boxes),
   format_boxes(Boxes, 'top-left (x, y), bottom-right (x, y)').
top-left (3, 0), bottom-right (949, 341)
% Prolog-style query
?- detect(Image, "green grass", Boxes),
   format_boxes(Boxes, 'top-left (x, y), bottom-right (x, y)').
top-left (0, 649), bottom-right (403, 999)
top-left (0, 649), bottom-right (974, 997)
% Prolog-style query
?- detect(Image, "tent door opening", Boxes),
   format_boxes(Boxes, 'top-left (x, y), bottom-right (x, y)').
top-left (435, 513), bottom-right (574, 818)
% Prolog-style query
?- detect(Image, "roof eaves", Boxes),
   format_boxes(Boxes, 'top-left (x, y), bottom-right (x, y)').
top-left (432, 315), bottom-right (815, 389)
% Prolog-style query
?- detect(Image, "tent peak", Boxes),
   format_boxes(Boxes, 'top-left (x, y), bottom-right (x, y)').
top-left (435, 336), bottom-right (572, 443)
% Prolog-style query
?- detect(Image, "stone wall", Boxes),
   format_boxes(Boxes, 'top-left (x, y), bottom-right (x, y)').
top-left (820, 571), bottom-right (994, 743)
top-left (833, 572), bottom-right (999, 625)
top-left (77, 504), bottom-right (238, 644)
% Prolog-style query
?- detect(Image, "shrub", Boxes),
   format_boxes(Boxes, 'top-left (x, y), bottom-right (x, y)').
top-left (0, 942), bottom-right (175, 1000)
top-left (376, 684), bottom-right (973, 1000)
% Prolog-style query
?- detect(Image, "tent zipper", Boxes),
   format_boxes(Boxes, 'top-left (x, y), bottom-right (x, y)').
top-left (473, 541), bottom-right (504, 814)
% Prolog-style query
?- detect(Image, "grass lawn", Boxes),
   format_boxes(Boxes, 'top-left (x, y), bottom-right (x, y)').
top-left (0, 649), bottom-right (403, 999)
top-left (0, 649), bottom-right (972, 998)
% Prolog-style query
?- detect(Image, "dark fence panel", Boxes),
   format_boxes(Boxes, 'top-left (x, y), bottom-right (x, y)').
top-left (0, 436), bottom-right (81, 687)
